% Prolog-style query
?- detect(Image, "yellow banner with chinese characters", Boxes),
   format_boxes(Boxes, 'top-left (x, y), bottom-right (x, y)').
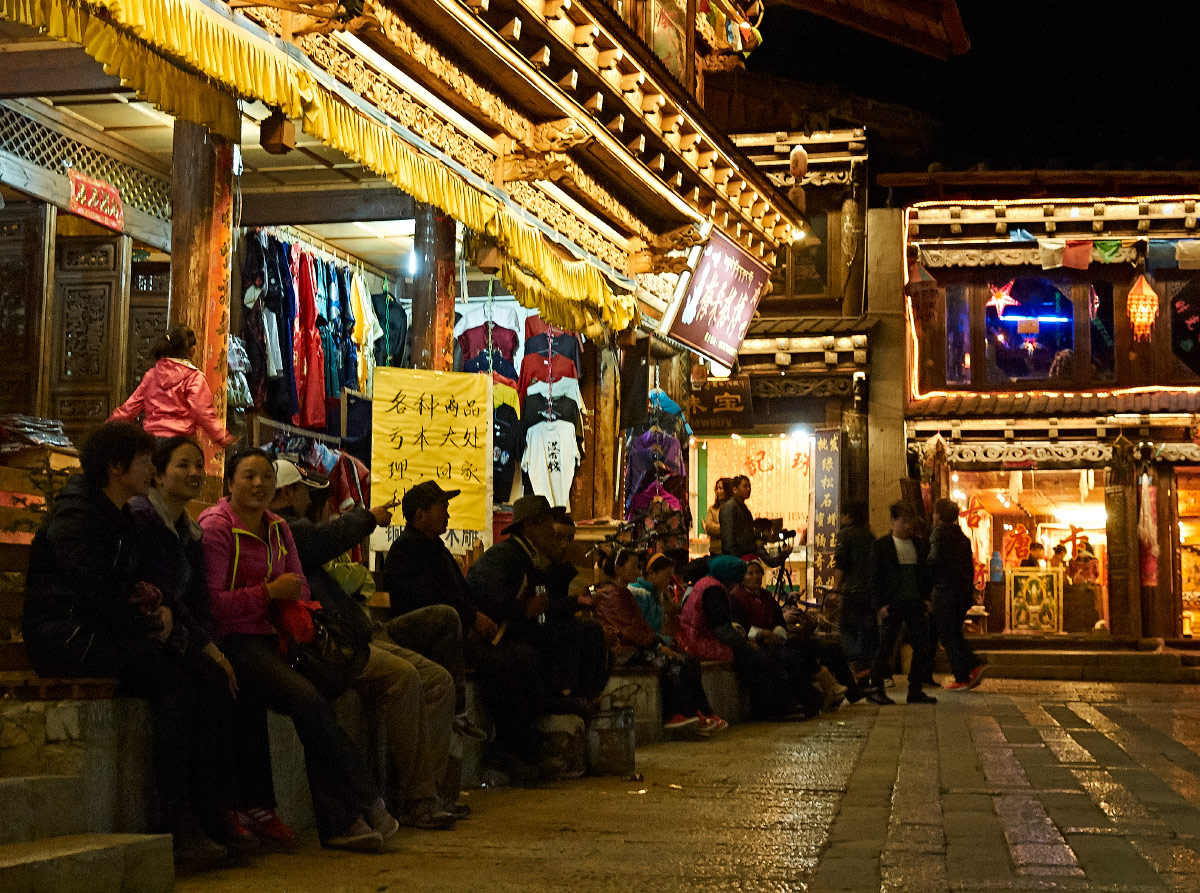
top-left (371, 368), bottom-right (492, 535)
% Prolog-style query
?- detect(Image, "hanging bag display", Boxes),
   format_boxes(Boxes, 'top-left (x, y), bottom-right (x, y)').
top-left (274, 596), bottom-right (371, 701)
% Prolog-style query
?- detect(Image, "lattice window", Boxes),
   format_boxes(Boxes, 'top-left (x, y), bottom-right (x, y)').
top-left (0, 105), bottom-right (171, 221)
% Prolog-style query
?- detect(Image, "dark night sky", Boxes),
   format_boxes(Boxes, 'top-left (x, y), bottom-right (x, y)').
top-left (745, 1), bottom-right (1198, 172)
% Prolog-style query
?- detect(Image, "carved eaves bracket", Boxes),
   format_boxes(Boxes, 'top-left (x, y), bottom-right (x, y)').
top-left (626, 223), bottom-right (705, 276)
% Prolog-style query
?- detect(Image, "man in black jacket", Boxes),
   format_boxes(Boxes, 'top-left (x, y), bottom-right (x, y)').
top-left (929, 499), bottom-right (986, 691)
top-left (868, 501), bottom-right (936, 705)
top-left (271, 462), bottom-right (458, 829)
top-left (833, 502), bottom-right (877, 676)
top-left (719, 475), bottom-right (758, 557)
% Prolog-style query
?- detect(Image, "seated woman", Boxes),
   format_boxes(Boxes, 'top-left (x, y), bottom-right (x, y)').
top-left (629, 552), bottom-right (681, 643)
top-left (198, 447), bottom-right (395, 852)
top-left (678, 556), bottom-right (823, 719)
top-left (730, 560), bottom-right (863, 709)
top-left (22, 422), bottom-right (232, 869)
top-left (592, 549), bottom-right (726, 734)
top-left (130, 436), bottom-right (297, 852)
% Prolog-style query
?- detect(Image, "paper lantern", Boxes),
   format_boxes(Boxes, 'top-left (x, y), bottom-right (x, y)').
top-left (1128, 274), bottom-right (1159, 341)
top-left (906, 262), bottom-right (939, 328)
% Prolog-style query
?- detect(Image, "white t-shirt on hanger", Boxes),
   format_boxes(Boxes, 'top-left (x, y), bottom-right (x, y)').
top-left (521, 418), bottom-right (580, 511)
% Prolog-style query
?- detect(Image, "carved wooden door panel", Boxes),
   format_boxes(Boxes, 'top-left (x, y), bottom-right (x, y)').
top-left (126, 261), bottom-right (170, 394)
top-left (0, 203), bottom-right (53, 417)
top-left (49, 235), bottom-right (130, 444)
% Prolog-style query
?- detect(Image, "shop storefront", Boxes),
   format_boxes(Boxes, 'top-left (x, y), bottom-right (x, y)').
top-left (904, 194), bottom-right (1200, 639)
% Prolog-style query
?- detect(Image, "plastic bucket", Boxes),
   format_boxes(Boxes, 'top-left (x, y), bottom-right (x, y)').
top-left (587, 706), bottom-right (636, 776)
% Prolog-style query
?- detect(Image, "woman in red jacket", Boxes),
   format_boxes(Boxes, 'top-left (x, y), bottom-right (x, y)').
top-left (592, 548), bottom-right (726, 734)
top-left (199, 447), bottom-right (394, 852)
top-left (110, 325), bottom-right (234, 446)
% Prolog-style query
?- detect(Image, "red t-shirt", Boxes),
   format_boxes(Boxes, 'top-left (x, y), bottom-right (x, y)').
top-left (518, 353), bottom-right (578, 401)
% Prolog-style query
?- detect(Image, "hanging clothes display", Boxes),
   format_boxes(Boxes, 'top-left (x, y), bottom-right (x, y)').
top-left (521, 417), bottom-right (580, 511)
top-left (350, 272), bottom-right (382, 396)
top-left (455, 303), bottom-right (522, 362)
top-left (373, 281), bottom-right (410, 369)
top-left (293, 251), bottom-right (327, 429)
top-left (271, 239), bottom-right (299, 419)
top-left (622, 387), bottom-right (692, 534)
top-left (493, 373), bottom-right (522, 504)
top-left (517, 352), bottom-right (578, 400)
top-left (464, 349), bottom-right (518, 380)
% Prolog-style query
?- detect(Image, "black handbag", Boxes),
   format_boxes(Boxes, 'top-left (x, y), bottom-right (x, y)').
top-left (283, 587), bottom-right (372, 700)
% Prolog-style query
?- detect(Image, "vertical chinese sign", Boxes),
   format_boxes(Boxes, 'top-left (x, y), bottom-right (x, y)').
top-left (809, 428), bottom-right (841, 591)
top-left (371, 368), bottom-right (493, 555)
top-left (663, 230), bottom-right (771, 368)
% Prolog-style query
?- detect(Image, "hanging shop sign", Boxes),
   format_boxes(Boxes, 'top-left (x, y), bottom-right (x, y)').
top-left (370, 367), bottom-right (493, 554)
top-left (664, 230), bottom-right (771, 367)
top-left (688, 375), bottom-right (754, 431)
top-left (67, 170), bottom-right (124, 232)
top-left (809, 428), bottom-right (841, 591)
top-left (1170, 279), bottom-right (1200, 376)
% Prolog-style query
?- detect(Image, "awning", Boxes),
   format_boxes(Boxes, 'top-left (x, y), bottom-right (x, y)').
top-left (0, 0), bottom-right (638, 335)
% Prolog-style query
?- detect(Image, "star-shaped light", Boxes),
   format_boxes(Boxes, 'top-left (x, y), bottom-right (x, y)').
top-left (986, 280), bottom-right (1018, 317)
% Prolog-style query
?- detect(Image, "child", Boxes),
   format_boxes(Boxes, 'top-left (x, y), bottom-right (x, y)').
top-left (110, 324), bottom-right (235, 446)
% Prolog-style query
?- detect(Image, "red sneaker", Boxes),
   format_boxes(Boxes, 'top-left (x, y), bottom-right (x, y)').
top-left (240, 807), bottom-right (299, 847)
top-left (943, 681), bottom-right (971, 691)
top-left (663, 714), bottom-right (700, 730)
top-left (697, 714), bottom-right (728, 734)
top-left (967, 663), bottom-right (987, 689)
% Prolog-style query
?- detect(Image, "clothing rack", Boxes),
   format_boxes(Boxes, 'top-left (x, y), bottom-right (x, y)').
top-left (249, 225), bottom-right (391, 284)
top-left (252, 413), bottom-right (342, 448)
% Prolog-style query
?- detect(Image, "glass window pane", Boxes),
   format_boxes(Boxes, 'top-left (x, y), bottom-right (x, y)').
top-left (1090, 282), bottom-right (1115, 380)
top-left (1171, 279), bottom-right (1200, 377)
top-left (945, 284), bottom-right (970, 384)
top-left (984, 277), bottom-right (1074, 383)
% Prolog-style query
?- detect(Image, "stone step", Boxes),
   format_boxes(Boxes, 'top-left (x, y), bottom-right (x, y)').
top-left (0, 775), bottom-right (87, 844)
top-left (0, 833), bottom-right (172, 893)
top-left (977, 649), bottom-right (1189, 682)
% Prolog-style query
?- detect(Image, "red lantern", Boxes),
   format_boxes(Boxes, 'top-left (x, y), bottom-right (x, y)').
top-left (1128, 274), bottom-right (1159, 342)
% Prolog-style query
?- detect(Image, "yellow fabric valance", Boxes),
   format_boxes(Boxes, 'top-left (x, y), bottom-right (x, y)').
top-left (0, 0), bottom-right (241, 140)
top-left (0, 0), bottom-right (638, 334)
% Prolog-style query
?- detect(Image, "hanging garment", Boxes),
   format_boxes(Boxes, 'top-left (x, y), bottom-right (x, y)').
top-left (337, 267), bottom-right (358, 389)
top-left (315, 261), bottom-right (340, 398)
top-left (628, 481), bottom-right (682, 517)
top-left (240, 232), bottom-right (269, 409)
top-left (492, 371), bottom-right (519, 392)
top-left (493, 384), bottom-right (522, 505)
top-left (457, 322), bottom-right (519, 362)
top-left (524, 331), bottom-right (582, 370)
top-left (463, 350), bottom-right (518, 380)
top-left (293, 252), bottom-right (327, 429)
top-left (372, 288), bottom-right (409, 368)
top-left (525, 314), bottom-right (574, 342)
top-left (522, 393), bottom-right (583, 444)
top-left (350, 273), bottom-right (382, 395)
top-left (624, 428), bottom-right (685, 510)
top-left (518, 353), bottom-right (578, 401)
top-left (457, 304), bottom-right (524, 354)
top-left (525, 377), bottom-right (587, 416)
top-left (271, 239), bottom-right (299, 418)
top-left (521, 419), bottom-right (580, 511)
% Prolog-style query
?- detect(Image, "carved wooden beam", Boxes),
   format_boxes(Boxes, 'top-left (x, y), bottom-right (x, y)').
top-left (495, 151), bottom-right (573, 184)
top-left (582, 92), bottom-right (603, 113)
top-left (498, 17), bottom-right (521, 40)
top-left (525, 117), bottom-right (591, 152)
top-left (596, 48), bottom-right (623, 69)
top-left (627, 252), bottom-right (692, 276)
top-left (606, 114), bottom-right (625, 133)
top-left (528, 45), bottom-right (550, 67)
top-left (557, 69), bottom-right (578, 90)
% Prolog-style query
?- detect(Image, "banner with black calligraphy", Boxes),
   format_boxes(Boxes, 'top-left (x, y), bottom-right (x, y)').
top-left (809, 428), bottom-right (841, 591)
top-left (370, 368), bottom-right (493, 554)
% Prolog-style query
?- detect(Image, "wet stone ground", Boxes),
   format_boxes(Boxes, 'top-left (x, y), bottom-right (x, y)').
top-left (178, 680), bottom-right (1200, 892)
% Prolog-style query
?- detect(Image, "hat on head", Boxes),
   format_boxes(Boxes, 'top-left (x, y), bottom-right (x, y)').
top-left (502, 494), bottom-right (554, 534)
top-left (402, 480), bottom-right (461, 517)
top-left (708, 555), bottom-right (747, 586)
top-left (273, 458), bottom-right (329, 490)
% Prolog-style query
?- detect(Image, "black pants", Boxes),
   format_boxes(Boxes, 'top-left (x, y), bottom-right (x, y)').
top-left (117, 646), bottom-right (238, 832)
top-left (733, 640), bottom-right (820, 718)
top-left (221, 634), bottom-right (379, 842)
top-left (533, 616), bottom-right (612, 702)
top-left (805, 636), bottom-right (862, 699)
top-left (838, 600), bottom-right (879, 673)
top-left (466, 637), bottom-right (546, 765)
top-left (933, 597), bottom-right (981, 682)
top-left (872, 600), bottom-right (933, 695)
top-left (662, 651), bottom-right (713, 718)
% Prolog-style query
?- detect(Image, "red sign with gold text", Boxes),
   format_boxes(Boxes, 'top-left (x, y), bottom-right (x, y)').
top-left (664, 229), bottom-right (771, 367)
top-left (67, 170), bottom-right (124, 232)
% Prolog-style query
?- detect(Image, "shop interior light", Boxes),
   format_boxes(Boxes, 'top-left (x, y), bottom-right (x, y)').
top-left (789, 426), bottom-right (810, 439)
top-left (408, 250), bottom-right (418, 277)
top-left (1000, 315), bottom-right (1071, 323)
top-left (1053, 506), bottom-right (1108, 528)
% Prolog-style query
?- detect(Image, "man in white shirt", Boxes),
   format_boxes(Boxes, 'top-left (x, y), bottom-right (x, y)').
top-left (867, 502), bottom-right (936, 705)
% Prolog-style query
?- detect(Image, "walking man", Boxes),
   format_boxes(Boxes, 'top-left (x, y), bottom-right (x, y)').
top-left (833, 502), bottom-right (876, 679)
top-left (929, 498), bottom-right (986, 691)
top-left (868, 502), bottom-right (936, 705)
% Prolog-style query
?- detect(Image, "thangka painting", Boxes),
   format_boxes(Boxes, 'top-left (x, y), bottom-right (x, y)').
top-left (1005, 567), bottom-right (1063, 634)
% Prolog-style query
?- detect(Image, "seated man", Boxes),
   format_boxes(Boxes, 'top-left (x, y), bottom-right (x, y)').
top-left (270, 460), bottom-right (458, 829)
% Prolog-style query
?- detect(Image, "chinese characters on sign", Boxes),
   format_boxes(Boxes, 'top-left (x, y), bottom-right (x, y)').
top-left (701, 435), bottom-right (810, 535)
top-left (664, 230), bottom-right (771, 368)
top-left (809, 428), bottom-right (841, 591)
top-left (67, 170), bottom-right (124, 232)
top-left (687, 376), bottom-right (754, 432)
top-left (371, 368), bottom-right (492, 554)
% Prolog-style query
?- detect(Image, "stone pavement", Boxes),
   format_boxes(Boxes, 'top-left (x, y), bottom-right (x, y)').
top-left (177, 680), bottom-right (1200, 893)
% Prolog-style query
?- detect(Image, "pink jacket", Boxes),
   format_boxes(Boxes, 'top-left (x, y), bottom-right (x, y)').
top-left (109, 358), bottom-right (230, 443)
top-left (198, 498), bottom-right (310, 638)
top-left (677, 577), bottom-right (734, 662)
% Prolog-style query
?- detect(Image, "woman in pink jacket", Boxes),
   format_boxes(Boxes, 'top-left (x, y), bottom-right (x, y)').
top-left (199, 447), bottom-right (394, 852)
top-left (110, 325), bottom-right (234, 447)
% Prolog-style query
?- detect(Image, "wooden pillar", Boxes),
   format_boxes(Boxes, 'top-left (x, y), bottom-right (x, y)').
top-left (410, 203), bottom-right (456, 371)
top-left (169, 118), bottom-right (235, 481)
top-left (594, 346), bottom-right (620, 520)
top-left (1152, 465), bottom-right (1182, 638)
top-left (865, 208), bottom-right (907, 533)
top-left (1106, 482), bottom-right (1141, 637)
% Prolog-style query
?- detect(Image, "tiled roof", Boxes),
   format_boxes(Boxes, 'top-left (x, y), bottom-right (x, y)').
top-left (908, 390), bottom-right (1200, 419)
